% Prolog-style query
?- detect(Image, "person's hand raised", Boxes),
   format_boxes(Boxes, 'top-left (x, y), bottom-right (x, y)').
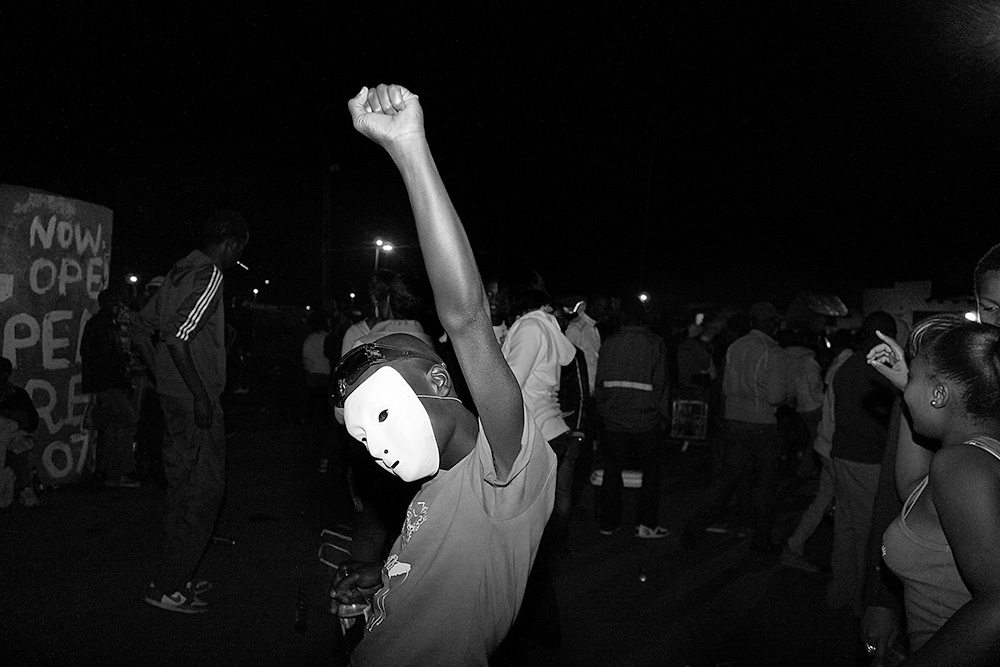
top-left (348, 84), bottom-right (424, 150)
top-left (866, 330), bottom-right (907, 392)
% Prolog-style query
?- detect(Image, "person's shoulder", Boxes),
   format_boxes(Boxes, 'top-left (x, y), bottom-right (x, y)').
top-left (930, 444), bottom-right (1000, 507)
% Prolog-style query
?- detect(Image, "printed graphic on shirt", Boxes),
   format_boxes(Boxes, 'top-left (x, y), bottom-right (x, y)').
top-left (401, 500), bottom-right (429, 549)
top-left (369, 553), bottom-right (412, 628)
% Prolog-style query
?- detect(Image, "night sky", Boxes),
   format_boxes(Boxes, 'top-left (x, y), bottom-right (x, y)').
top-left (4, 1), bottom-right (1000, 313)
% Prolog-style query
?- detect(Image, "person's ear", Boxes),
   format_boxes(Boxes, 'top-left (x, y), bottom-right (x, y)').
top-left (930, 384), bottom-right (949, 409)
top-left (427, 363), bottom-right (453, 397)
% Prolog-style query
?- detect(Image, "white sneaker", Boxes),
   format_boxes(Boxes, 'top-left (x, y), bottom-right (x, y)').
top-left (636, 525), bottom-right (671, 539)
top-left (144, 585), bottom-right (208, 614)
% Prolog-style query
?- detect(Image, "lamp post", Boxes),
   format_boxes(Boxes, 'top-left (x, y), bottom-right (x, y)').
top-left (374, 238), bottom-right (393, 271)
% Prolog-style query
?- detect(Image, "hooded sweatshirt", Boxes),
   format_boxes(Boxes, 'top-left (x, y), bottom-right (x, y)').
top-left (141, 249), bottom-right (227, 400)
top-left (502, 308), bottom-right (577, 442)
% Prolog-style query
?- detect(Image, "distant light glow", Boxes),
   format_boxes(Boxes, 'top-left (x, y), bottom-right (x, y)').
top-left (126, 273), bottom-right (138, 284)
top-left (305, 305), bottom-right (311, 311)
top-left (638, 291), bottom-right (650, 303)
top-left (965, 311), bottom-right (978, 322)
top-left (349, 292), bottom-right (356, 299)
top-left (375, 238), bottom-right (384, 247)
top-left (264, 279), bottom-right (270, 285)
top-left (252, 288), bottom-right (259, 295)
top-left (383, 244), bottom-right (393, 252)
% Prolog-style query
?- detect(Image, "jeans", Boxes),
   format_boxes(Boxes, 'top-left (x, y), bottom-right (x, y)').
top-left (827, 457), bottom-right (880, 613)
top-left (598, 428), bottom-right (664, 530)
top-left (93, 388), bottom-right (139, 481)
top-left (686, 420), bottom-right (782, 544)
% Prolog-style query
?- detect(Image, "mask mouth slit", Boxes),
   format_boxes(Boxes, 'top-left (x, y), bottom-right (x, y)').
top-left (390, 460), bottom-right (400, 470)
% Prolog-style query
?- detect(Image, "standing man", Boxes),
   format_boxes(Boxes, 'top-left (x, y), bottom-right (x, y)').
top-left (594, 296), bottom-right (672, 538)
top-left (681, 301), bottom-right (789, 553)
top-left (826, 311), bottom-right (897, 616)
top-left (81, 289), bottom-right (140, 489)
top-left (141, 210), bottom-right (248, 614)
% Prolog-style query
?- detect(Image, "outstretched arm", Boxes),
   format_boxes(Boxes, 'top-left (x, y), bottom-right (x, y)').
top-left (347, 84), bottom-right (523, 479)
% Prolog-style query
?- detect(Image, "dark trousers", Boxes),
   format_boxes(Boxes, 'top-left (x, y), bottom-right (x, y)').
top-left (686, 419), bottom-right (782, 545)
top-left (598, 428), bottom-right (664, 530)
top-left (153, 394), bottom-right (226, 595)
top-left (94, 388), bottom-right (139, 481)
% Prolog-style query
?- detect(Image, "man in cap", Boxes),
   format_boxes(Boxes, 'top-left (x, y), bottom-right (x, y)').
top-left (682, 301), bottom-right (790, 553)
top-left (329, 83), bottom-right (556, 666)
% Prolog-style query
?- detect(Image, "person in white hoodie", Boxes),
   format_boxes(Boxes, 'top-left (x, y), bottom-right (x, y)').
top-left (502, 287), bottom-right (578, 541)
top-left (494, 283), bottom-right (577, 659)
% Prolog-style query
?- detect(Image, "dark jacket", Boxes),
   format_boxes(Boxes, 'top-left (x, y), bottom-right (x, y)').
top-left (80, 309), bottom-right (131, 393)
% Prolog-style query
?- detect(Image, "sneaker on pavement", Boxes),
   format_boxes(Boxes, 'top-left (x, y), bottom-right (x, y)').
top-left (636, 525), bottom-right (671, 539)
top-left (780, 547), bottom-right (820, 572)
top-left (144, 585), bottom-right (208, 614)
top-left (599, 526), bottom-right (619, 536)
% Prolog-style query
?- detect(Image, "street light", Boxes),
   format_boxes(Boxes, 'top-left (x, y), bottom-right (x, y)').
top-left (374, 238), bottom-right (393, 271)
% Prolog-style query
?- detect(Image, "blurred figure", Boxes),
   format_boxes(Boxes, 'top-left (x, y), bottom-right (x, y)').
top-left (675, 316), bottom-right (721, 391)
top-left (81, 288), bottom-right (140, 489)
top-left (782, 329), bottom-right (824, 477)
top-left (594, 295), bottom-right (672, 538)
top-left (343, 272), bottom-right (434, 565)
top-left (340, 269), bottom-right (395, 356)
top-left (0, 356), bottom-right (40, 508)
top-left (826, 311), bottom-right (897, 615)
top-left (140, 209), bottom-right (248, 614)
top-left (781, 337), bottom-right (851, 573)
top-left (125, 278), bottom-right (163, 484)
top-left (682, 301), bottom-right (789, 553)
top-left (302, 310), bottom-right (332, 472)
top-left (565, 294), bottom-right (608, 396)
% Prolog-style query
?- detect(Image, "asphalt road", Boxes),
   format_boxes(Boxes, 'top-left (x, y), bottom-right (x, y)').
top-left (2, 390), bottom-right (870, 666)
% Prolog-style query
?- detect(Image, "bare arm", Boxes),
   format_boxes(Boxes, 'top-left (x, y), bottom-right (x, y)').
top-left (348, 84), bottom-right (523, 479)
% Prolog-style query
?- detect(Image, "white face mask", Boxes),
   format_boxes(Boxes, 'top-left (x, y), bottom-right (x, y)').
top-left (343, 366), bottom-right (460, 482)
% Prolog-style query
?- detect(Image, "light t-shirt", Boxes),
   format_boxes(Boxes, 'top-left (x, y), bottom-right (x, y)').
top-left (349, 404), bottom-right (557, 667)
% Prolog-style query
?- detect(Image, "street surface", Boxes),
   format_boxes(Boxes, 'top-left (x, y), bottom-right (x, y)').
top-left (2, 390), bottom-right (869, 666)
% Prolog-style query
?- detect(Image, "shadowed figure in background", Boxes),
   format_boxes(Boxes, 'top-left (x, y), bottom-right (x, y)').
top-left (594, 294), bottom-right (672, 539)
top-left (825, 311), bottom-right (897, 616)
top-left (681, 301), bottom-right (790, 553)
top-left (81, 288), bottom-right (141, 489)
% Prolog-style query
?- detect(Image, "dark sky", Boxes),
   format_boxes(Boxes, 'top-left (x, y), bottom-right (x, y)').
top-left (3, 1), bottom-right (1000, 312)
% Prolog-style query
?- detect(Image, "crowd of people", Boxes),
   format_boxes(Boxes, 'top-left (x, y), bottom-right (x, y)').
top-left (4, 82), bottom-right (1000, 666)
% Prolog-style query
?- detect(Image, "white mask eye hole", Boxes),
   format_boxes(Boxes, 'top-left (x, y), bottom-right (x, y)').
top-left (379, 409), bottom-right (388, 422)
